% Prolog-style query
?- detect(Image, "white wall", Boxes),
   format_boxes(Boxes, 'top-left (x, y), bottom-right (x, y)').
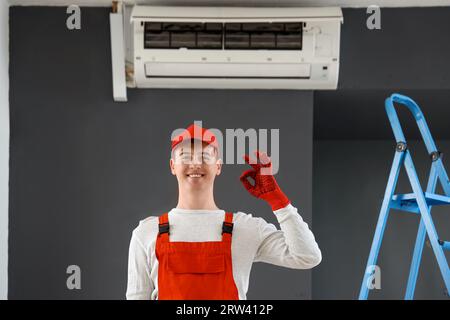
top-left (0, 0), bottom-right (9, 300)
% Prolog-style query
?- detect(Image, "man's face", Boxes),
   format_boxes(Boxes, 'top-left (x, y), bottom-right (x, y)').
top-left (170, 140), bottom-right (222, 190)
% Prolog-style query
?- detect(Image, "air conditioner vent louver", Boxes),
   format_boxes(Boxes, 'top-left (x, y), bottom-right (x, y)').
top-left (144, 22), bottom-right (302, 50)
top-left (144, 22), bottom-right (223, 49)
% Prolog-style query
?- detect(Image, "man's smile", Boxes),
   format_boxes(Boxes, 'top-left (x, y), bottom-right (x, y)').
top-left (186, 173), bottom-right (205, 178)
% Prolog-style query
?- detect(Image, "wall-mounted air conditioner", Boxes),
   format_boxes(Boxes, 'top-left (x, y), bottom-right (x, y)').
top-left (111, 5), bottom-right (343, 100)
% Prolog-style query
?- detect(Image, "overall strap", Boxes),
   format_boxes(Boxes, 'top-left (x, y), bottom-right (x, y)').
top-left (158, 212), bottom-right (170, 243)
top-left (221, 212), bottom-right (234, 242)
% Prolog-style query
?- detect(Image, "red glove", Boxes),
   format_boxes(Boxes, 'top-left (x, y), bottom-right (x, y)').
top-left (240, 150), bottom-right (290, 211)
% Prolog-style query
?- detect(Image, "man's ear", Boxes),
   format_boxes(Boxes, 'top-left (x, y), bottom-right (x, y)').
top-left (170, 158), bottom-right (176, 175)
top-left (216, 158), bottom-right (223, 176)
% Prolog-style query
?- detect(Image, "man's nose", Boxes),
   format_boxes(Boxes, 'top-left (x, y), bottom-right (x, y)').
top-left (190, 154), bottom-right (203, 165)
top-left (189, 159), bottom-right (202, 166)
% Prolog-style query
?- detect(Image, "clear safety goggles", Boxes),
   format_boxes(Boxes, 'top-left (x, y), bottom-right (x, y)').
top-left (173, 150), bottom-right (218, 165)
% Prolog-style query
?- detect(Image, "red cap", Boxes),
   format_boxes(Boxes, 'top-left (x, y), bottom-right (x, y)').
top-left (171, 124), bottom-right (219, 151)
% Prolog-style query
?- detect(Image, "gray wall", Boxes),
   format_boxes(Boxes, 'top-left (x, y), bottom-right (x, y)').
top-left (313, 140), bottom-right (450, 299)
top-left (8, 7), bottom-right (314, 299)
top-left (338, 8), bottom-right (450, 90)
top-left (9, 5), bottom-right (450, 300)
top-left (313, 7), bottom-right (450, 299)
top-left (314, 90), bottom-right (450, 140)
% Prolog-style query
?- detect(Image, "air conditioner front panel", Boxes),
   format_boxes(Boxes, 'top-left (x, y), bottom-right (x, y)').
top-left (133, 77), bottom-right (337, 90)
top-left (144, 62), bottom-right (311, 79)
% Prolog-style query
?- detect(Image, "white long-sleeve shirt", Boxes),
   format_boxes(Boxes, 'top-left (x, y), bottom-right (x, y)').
top-left (126, 204), bottom-right (321, 300)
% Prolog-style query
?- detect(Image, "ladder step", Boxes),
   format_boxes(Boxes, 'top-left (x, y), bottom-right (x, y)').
top-left (390, 193), bottom-right (450, 213)
top-left (439, 240), bottom-right (450, 251)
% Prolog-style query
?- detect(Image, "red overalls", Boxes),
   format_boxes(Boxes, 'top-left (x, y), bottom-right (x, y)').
top-left (155, 211), bottom-right (239, 300)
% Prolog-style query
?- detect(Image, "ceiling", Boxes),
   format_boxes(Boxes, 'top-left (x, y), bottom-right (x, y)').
top-left (7, 0), bottom-right (450, 7)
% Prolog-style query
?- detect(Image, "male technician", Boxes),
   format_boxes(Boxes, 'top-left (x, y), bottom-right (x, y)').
top-left (126, 124), bottom-right (321, 300)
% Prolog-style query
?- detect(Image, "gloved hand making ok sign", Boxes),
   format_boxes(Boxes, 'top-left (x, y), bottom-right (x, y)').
top-left (240, 150), bottom-right (290, 211)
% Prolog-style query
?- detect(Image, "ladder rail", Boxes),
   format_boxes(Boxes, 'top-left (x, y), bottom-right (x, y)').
top-left (405, 162), bottom-right (438, 299)
top-left (403, 152), bottom-right (450, 291)
top-left (358, 150), bottom-right (405, 299)
top-left (385, 93), bottom-right (450, 197)
top-left (385, 93), bottom-right (437, 152)
top-left (434, 158), bottom-right (450, 197)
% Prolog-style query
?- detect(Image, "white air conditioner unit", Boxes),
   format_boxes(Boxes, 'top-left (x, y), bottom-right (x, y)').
top-left (119, 5), bottom-right (343, 96)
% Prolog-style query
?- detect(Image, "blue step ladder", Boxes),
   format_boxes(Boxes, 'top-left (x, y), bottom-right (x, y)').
top-left (359, 93), bottom-right (450, 300)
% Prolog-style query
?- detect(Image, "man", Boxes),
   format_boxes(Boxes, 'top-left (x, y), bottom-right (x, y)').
top-left (126, 123), bottom-right (321, 300)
